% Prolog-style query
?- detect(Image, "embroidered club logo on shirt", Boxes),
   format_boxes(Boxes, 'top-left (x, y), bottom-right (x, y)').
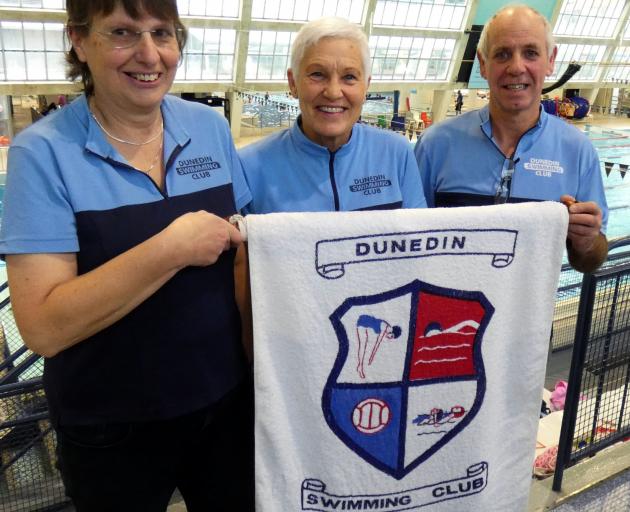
top-left (523, 158), bottom-right (564, 178)
top-left (323, 280), bottom-right (493, 480)
top-left (176, 155), bottom-right (222, 180)
top-left (349, 174), bottom-right (393, 196)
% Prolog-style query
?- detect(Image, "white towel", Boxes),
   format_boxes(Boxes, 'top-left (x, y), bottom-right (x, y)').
top-left (247, 203), bottom-right (568, 512)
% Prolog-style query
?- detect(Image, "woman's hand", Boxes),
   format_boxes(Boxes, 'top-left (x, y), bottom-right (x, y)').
top-left (7, 211), bottom-right (243, 357)
top-left (162, 211), bottom-right (243, 269)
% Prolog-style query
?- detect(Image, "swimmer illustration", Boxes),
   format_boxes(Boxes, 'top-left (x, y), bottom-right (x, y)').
top-left (355, 314), bottom-right (402, 379)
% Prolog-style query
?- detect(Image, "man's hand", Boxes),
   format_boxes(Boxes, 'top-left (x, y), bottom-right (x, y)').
top-left (561, 195), bottom-right (608, 273)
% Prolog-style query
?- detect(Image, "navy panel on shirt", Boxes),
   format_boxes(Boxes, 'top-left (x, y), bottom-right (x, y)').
top-left (356, 200), bottom-right (403, 211)
top-left (75, 185), bottom-right (235, 271)
top-left (434, 192), bottom-right (540, 208)
top-left (45, 186), bottom-right (244, 425)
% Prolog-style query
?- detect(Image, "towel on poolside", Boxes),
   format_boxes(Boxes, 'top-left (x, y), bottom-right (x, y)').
top-left (246, 202), bottom-right (568, 512)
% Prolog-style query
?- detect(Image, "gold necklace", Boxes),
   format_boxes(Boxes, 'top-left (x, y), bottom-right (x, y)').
top-left (90, 110), bottom-right (163, 146)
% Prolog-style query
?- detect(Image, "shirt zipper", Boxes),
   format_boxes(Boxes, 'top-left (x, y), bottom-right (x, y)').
top-left (328, 150), bottom-right (340, 211)
top-left (480, 123), bottom-right (537, 198)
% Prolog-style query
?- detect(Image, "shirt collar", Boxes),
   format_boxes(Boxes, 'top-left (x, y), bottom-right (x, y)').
top-left (72, 94), bottom-right (116, 160)
top-left (290, 115), bottom-right (356, 156)
top-left (479, 103), bottom-right (546, 140)
top-left (76, 94), bottom-right (190, 164)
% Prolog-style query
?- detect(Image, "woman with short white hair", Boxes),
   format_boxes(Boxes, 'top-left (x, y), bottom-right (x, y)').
top-left (239, 16), bottom-right (427, 214)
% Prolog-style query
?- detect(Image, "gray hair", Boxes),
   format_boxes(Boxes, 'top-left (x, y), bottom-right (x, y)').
top-left (289, 17), bottom-right (371, 83)
top-left (477, 4), bottom-right (555, 60)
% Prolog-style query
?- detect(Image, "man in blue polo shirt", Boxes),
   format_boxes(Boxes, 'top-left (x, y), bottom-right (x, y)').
top-left (415, 5), bottom-right (608, 273)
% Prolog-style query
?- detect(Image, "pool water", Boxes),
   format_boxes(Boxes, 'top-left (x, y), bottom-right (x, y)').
top-left (583, 126), bottom-right (630, 241)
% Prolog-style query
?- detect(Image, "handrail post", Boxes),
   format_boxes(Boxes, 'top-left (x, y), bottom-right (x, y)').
top-left (552, 272), bottom-right (596, 491)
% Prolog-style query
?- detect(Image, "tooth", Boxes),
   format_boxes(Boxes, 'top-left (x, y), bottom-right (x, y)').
top-left (134, 73), bottom-right (158, 81)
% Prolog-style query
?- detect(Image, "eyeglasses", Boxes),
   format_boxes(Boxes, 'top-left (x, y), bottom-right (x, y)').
top-left (94, 27), bottom-right (182, 49)
top-left (494, 157), bottom-right (518, 204)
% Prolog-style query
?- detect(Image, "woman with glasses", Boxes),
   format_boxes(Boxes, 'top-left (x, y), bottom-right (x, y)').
top-left (0, 1), bottom-right (253, 510)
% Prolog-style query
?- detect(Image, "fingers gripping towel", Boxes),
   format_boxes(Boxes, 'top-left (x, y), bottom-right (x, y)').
top-left (246, 203), bottom-right (568, 512)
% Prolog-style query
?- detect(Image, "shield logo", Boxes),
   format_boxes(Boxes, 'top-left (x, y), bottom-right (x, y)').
top-left (322, 279), bottom-right (494, 480)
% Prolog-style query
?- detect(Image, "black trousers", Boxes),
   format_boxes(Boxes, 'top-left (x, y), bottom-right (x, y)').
top-left (56, 378), bottom-right (254, 512)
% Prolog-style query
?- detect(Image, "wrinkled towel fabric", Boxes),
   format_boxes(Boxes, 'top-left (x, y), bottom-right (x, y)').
top-left (246, 203), bottom-right (568, 512)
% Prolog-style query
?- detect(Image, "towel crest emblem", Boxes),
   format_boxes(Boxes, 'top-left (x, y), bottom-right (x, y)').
top-left (323, 279), bottom-right (494, 480)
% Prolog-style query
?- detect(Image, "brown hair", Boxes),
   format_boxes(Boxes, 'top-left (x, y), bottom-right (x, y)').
top-left (65, 0), bottom-right (187, 95)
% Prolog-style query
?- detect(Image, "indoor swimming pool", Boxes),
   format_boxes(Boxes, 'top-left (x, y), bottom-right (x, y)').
top-left (584, 125), bottom-right (630, 240)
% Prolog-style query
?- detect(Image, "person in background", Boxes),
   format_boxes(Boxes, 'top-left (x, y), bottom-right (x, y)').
top-left (0, 0), bottom-right (252, 510)
top-left (239, 16), bottom-right (426, 214)
top-left (455, 90), bottom-right (463, 115)
top-left (41, 101), bottom-right (58, 115)
top-left (415, 4), bottom-right (608, 273)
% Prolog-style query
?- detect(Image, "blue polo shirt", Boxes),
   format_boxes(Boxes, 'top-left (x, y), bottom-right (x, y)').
top-left (414, 105), bottom-right (608, 232)
top-left (0, 94), bottom-right (251, 425)
top-left (239, 119), bottom-right (426, 213)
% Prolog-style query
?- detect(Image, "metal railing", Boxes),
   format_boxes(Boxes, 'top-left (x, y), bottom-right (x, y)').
top-left (551, 239), bottom-right (630, 352)
top-left (551, 262), bottom-right (585, 352)
top-left (0, 289), bottom-right (69, 512)
top-left (553, 236), bottom-right (630, 492)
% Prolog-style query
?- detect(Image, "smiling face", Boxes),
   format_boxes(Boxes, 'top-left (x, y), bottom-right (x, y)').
top-left (70, 4), bottom-right (180, 115)
top-left (478, 7), bottom-right (556, 122)
top-left (288, 37), bottom-right (370, 152)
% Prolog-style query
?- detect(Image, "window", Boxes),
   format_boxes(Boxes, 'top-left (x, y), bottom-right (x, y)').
top-left (177, 28), bottom-right (236, 80)
top-left (549, 44), bottom-right (607, 82)
top-left (373, 0), bottom-right (468, 30)
top-left (0, 0), bottom-right (64, 7)
top-left (177, 0), bottom-right (239, 18)
top-left (251, 0), bottom-right (364, 23)
top-left (605, 47), bottom-right (630, 82)
top-left (554, 0), bottom-right (625, 38)
top-left (0, 21), bottom-right (67, 80)
top-left (246, 30), bottom-right (296, 81)
top-left (370, 35), bottom-right (455, 80)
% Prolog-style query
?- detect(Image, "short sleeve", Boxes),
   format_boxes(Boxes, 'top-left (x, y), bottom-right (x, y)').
top-left (229, 141), bottom-right (252, 212)
top-left (214, 116), bottom-right (251, 212)
top-left (414, 134), bottom-right (436, 208)
top-left (400, 144), bottom-right (427, 209)
top-left (0, 142), bottom-right (79, 255)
